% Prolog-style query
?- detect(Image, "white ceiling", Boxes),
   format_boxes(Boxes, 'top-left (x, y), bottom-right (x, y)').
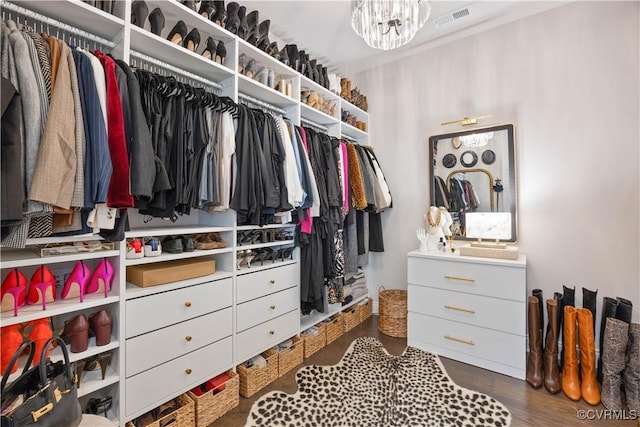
top-left (242, 1), bottom-right (569, 75)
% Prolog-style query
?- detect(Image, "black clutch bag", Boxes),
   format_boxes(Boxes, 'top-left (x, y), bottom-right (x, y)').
top-left (1, 337), bottom-right (82, 427)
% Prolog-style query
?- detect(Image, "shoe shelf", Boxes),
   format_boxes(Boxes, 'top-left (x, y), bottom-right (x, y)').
top-left (235, 259), bottom-right (297, 276)
top-left (300, 75), bottom-right (340, 103)
top-left (0, 249), bottom-right (120, 269)
top-left (25, 233), bottom-right (103, 246)
top-left (124, 247), bottom-right (232, 266)
top-left (236, 223), bottom-right (296, 231)
top-left (237, 73), bottom-right (297, 107)
top-left (125, 271), bottom-right (233, 300)
top-left (236, 239), bottom-right (294, 251)
top-left (78, 365), bottom-right (120, 398)
top-left (300, 103), bottom-right (339, 127)
top-left (125, 225), bottom-right (233, 239)
top-left (0, 294), bottom-right (119, 327)
top-left (10, 0), bottom-right (125, 40)
top-left (237, 38), bottom-right (298, 79)
top-left (341, 121), bottom-right (368, 141)
top-left (300, 293), bottom-right (369, 331)
top-left (340, 98), bottom-right (369, 121)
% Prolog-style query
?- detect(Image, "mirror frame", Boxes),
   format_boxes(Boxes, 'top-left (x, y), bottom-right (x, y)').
top-left (428, 123), bottom-right (518, 242)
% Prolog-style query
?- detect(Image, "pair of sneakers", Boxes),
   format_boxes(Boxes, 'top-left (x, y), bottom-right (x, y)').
top-left (126, 238), bottom-right (162, 259)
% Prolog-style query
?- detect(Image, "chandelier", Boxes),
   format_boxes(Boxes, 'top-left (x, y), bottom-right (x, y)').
top-left (350, 0), bottom-right (432, 50)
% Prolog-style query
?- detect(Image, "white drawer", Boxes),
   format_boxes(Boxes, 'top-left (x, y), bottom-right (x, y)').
top-left (126, 307), bottom-right (232, 377)
top-left (408, 285), bottom-right (525, 336)
top-left (236, 287), bottom-right (299, 332)
top-left (126, 279), bottom-right (232, 338)
top-left (407, 256), bottom-right (525, 302)
top-left (237, 263), bottom-right (299, 303)
top-left (236, 310), bottom-right (299, 362)
top-left (408, 312), bottom-right (525, 370)
top-left (126, 336), bottom-right (232, 418)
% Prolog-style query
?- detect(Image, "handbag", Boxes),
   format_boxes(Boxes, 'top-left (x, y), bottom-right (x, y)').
top-left (1, 337), bottom-right (82, 427)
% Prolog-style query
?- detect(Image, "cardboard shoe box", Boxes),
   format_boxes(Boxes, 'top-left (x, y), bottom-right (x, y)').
top-left (127, 258), bottom-right (216, 287)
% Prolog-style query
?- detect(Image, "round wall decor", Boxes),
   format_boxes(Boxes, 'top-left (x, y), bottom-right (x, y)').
top-left (442, 154), bottom-right (457, 168)
top-left (482, 149), bottom-right (496, 165)
top-left (460, 151), bottom-right (478, 168)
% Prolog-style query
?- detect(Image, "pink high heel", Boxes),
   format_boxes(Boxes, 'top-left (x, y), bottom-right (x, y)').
top-left (61, 261), bottom-right (90, 302)
top-left (27, 266), bottom-right (56, 310)
top-left (86, 258), bottom-right (114, 298)
top-left (1, 269), bottom-right (27, 316)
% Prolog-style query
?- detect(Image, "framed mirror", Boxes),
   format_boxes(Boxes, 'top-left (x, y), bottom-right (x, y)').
top-left (429, 124), bottom-right (517, 242)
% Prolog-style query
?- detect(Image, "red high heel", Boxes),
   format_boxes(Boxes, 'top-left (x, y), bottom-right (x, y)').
top-left (86, 258), bottom-right (114, 298)
top-left (27, 266), bottom-right (56, 310)
top-left (23, 318), bottom-right (53, 365)
top-left (61, 261), bottom-right (90, 302)
top-left (1, 269), bottom-right (27, 316)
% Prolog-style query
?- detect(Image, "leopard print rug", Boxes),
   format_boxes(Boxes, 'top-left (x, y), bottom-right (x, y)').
top-left (245, 336), bottom-right (511, 427)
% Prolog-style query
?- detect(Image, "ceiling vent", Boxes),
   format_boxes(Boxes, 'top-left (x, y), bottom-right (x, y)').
top-left (434, 6), bottom-right (473, 27)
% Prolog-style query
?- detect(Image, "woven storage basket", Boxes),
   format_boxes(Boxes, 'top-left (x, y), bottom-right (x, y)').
top-left (357, 297), bottom-right (373, 323)
top-left (378, 286), bottom-right (407, 337)
top-left (342, 306), bottom-right (360, 332)
top-left (125, 394), bottom-right (195, 427)
top-left (325, 313), bottom-right (344, 344)
top-left (273, 336), bottom-right (303, 377)
top-left (186, 370), bottom-right (239, 426)
top-left (237, 351), bottom-right (278, 398)
top-left (303, 322), bottom-right (326, 358)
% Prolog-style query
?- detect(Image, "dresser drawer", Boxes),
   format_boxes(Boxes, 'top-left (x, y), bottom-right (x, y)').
top-left (126, 307), bottom-right (232, 377)
top-left (236, 287), bottom-right (299, 332)
top-left (408, 285), bottom-right (525, 336)
top-left (237, 263), bottom-right (299, 303)
top-left (408, 312), bottom-right (525, 369)
top-left (126, 278), bottom-right (232, 338)
top-left (236, 310), bottom-right (299, 362)
top-left (407, 256), bottom-right (525, 301)
top-left (125, 336), bottom-right (232, 417)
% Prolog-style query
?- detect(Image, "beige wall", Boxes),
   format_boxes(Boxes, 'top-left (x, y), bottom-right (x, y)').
top-left (358, 1), bottom-right (640, 329)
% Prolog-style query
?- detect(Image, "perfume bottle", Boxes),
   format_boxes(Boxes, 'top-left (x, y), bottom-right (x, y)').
top-left (438, 237), bottom-right (444, 252)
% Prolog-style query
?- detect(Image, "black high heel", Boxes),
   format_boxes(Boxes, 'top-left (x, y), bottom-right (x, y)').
top-left (201, 37), bottom-right (217, 60)
top-left (198, 1), bottom-right (215, 19)
top-left (237, 5), bottom-right (248, 40)
top-left (131, 0), bottom-right (148, 28)
top-left (257, 19), bottom-right (270, 51)
top-left (148, 7), bottom-right (165, 36)
top-left (212, 0), bottom-right (227, 26)
top-left (182, 0), bottom-right (197, 11)
top-left (215, 40), bottom-right (226, 65)
top-left (266, 41), bottom-right (279, 59)
top-left (167, 20), bottom-right (187, 45)
top-left (183, 28), bottom-right (201, 52)
top-left (224, 2), bottom-right (240, 34)
top-left (245, 10), bottom-right (259, 45)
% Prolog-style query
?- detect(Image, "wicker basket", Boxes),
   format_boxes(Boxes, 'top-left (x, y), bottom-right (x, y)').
top-left (325, 313), bottom-right (344, 344)
top-left (237, 351), bottom-right (278, 398)
top-left (342, 306), bottom-right (360, 332)
top-left (186, 370), bottom-right (239, 426)
top-left (272, 336), bottom-right (303, 377)
top-left (302, 322), bottom-right (326, 358)
top-left (357, 297), bottom-right (373, 323)
top-left (125, 394), bottom-right (195, 427)
top-left (378, 286), bottom-right (407, 337)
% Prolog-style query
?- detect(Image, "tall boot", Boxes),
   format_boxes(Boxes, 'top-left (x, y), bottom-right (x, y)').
top-left (562, 306), bottom-right (580, 400)
top-left (532, 289), bottom-right (544, 346)
top-left (577, 308), bottom-right (600, 405)
top-left (582, 287), bottom-right (597, 332)
top-left (623, 323), bottom-right (640, 413)
top-left (615, 297), bottom-right (633, 324)
top-left (597, 297), bottom-right (619, 383)
top-left (526, 296), bottom-right (543, 388)
top-left (601, 317), bottom-right (629, 410)
top-left (544, 299), bottom-right (561, 394)
top-left (560, 285), bottom-right (575, 368)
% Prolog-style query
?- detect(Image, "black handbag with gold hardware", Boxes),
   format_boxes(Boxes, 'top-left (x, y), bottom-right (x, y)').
top-left (1, 337), bottom-right (82, 427)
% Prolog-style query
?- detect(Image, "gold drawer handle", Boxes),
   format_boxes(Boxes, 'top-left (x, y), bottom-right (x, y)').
top-left (269, 330), bottom-right (275, 335)
top-left (185, 368), bottom-right (192, 375)
top-left (185, 335), bottom-right (192, 342)
top-left (444, 305), bottom-right (476, 314)
top-left (444, 275), bottom-right (476, 283)
top-left (444, 335), bottom-right (475, 346)
top-left (270, 304), bottom-right (276, 310)
top-left (184, 301), bottom-right (192, 307)
top-left (269, 279), bottom-right (276, 284)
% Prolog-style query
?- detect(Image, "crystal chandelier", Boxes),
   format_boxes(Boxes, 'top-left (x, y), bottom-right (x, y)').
top-left (350, 0), bottom-right (432, 50)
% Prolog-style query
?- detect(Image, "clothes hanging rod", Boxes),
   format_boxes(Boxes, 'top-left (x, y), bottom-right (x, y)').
top-left (238, 93), bottom-right (286, 115)
top-left (341, 134), bottom-right (359, 143)
top-left (1, 0), bottom-right (115, 47)
top-left (129, 50), bottom-right (223, 91)
top-left (300, 117), bottom-right (329, 132)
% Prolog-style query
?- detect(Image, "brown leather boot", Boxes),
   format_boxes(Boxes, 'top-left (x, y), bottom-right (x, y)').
top-left (340, 78), bottom-right (351, 101)
top-left (64, 314), bottom-right (89, 353)
top-left (544, 299), bottom-right (561, 393)
top-left (577, 308), bottom-right (600, 405)
top-left (526, 296), bottom-right (543, 388)
top-left (561, 306), bottom-right (580, 400)
top-left (624, 323), bottom-right (640, 413)
top-left (602, 317), bottom-right (630, 410)
top-left (89, 309), bottom-right (112, 346)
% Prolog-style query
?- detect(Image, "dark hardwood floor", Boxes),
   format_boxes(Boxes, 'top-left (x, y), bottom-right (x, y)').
top-left (211, 316), bottom-right (637, 427)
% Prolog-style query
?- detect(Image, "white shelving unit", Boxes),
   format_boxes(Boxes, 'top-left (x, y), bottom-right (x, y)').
top-left (300, 293), bottom-right (369, 331)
